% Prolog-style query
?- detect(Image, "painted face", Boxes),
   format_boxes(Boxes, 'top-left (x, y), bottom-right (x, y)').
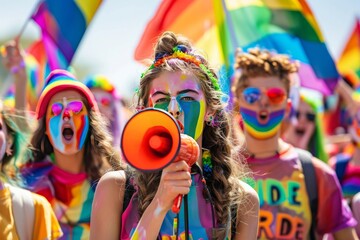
top-left (0, 112), bottom-right (7, 161)
top-left (237, 76), bottom-right (289, 139)
top-left (283, 99), bottom-right (316, 148)
top-left (148, 72), bottom-right (208, 141)
top-left (45, 90), bottom-right (89, 155)
top-left (91, 88), bottom-right (114, 121)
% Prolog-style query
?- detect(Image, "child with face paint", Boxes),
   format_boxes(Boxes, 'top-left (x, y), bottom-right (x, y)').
top-left (0, 101), bottom-right (62, 239)
top-left (21, 69), bottom-right (122, 240)
top-left (84, 75), bottom-right (132, 148)
top-left (233, 48), bottom-right (358, 240)
top-left (282, 88), bottom-right (329, 162)
top-left (90, 31), bottom-right (259, 240)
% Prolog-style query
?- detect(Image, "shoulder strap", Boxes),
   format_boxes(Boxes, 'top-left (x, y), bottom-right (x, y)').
top-left (122, 169), bottom-right (136, 212)
top-left (7, 184), bottom-right (35, 240)
top-left (295, 148), bottom-right (318, 240)
top-left (334, 154), bottom-right (351, 183)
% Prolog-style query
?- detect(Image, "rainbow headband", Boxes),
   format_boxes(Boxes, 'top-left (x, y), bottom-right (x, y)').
top-left (36, 69), bottom-right (98, 119)
top-left (141, 45), bottom-right (220, 91)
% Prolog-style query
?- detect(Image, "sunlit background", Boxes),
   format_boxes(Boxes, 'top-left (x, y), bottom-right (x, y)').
top-left (1, 0), bottom-right (359, 100)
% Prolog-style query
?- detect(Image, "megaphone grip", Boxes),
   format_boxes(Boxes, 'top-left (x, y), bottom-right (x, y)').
top-left (172, 195), bottom-right (183, 213)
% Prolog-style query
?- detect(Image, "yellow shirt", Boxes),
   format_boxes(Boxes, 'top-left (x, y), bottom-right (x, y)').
top-left (0, 185), bottom-right (63, 240)
top-left (0, 186), bottom-right (19, 239)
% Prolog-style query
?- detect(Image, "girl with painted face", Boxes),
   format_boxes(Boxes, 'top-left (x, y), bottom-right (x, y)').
top-left (21, 69), bottom-right (122, 240)
top-left (90, 31), bottom-right (259, 240)
top-left (282, 88), bottom-right (329, 162)
top-left (233, 48), bottom-right (357, 239)
top-left (0, 100), bottom-right (63, 239)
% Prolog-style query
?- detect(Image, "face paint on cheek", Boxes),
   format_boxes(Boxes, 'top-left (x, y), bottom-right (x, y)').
top-left (73, 114), bottom-right (89, 150)
top-left (179, 100), bottom-right (205, 140)
top-left (153, 102), bottom-right (169, 111)
top-left (240, 107), bottom-right (285, 139)
top-left (47, 115), bottom-right (65, 152)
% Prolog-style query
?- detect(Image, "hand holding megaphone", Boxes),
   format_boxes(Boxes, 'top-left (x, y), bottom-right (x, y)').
top-left (121, 108), bottom-right (200, 213)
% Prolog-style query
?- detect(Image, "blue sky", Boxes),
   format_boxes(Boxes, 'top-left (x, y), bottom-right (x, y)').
top-left (1, 0), bottom-right (359, 99)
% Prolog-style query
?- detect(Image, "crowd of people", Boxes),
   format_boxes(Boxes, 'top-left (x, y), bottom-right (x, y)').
top-left (1, 31), bottom-right (360, 240)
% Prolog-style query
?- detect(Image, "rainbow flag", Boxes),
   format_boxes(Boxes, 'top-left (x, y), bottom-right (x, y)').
top-left (31, 0), bottom-right (103, 66)
top-left (135, 0), bottom-right (339, 95)
top-left (337, 19), bottom-right (360, 87)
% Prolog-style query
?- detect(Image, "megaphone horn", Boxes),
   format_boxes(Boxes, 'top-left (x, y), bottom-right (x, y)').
top-left (121, 108), bottom-right (200, 214)
top-left (121, 108), bottom-right (181, 172)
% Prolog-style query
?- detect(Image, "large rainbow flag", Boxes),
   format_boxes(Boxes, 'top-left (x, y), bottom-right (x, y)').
top-left (337, 18), bottom-right (360, 87)
top-left (19, 0), bottom-right (103, 110)
top-left (31, 0), bottom-right (103, 67)
top-left (135, 0), bottom-right (339, 95)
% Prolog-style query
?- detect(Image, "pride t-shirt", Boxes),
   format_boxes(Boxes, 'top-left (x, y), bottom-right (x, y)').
top-left (247, 144), bottom-right (356, 239)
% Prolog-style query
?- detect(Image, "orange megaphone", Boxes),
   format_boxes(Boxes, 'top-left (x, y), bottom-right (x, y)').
top-left (121, 108), bottom-right (182, 171)
top-left (121, 108), bottom-right (200, 213)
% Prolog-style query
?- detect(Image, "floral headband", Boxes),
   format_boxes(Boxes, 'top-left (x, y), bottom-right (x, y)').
top-left (140, 45), bottom-right (220, 91)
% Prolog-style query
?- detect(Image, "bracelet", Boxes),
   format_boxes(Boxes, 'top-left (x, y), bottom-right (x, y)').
top-left (10, 60), bottom-right (25, 74)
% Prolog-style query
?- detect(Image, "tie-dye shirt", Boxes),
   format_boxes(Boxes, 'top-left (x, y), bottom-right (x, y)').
top-left (330, 153), bottom-right (360, 199)
top-left (121, 173), bottom-right (228, 240)
top-left (247, 144), bottom-right (356, 239)
top-left (21, 158), bottom-right (96, 240)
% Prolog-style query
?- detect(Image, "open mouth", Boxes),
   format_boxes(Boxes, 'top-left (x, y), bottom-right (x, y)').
top-left (62, 127), bottom-right (74, 142)
top-left (257, 110), bottom-right (269, 124)
top-left (295, 128), bottom-right (305, 136)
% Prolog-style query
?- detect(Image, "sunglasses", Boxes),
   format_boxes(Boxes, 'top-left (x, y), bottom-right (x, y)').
top-left (51, 100), bottom-right (84, 116)
top-left (295, 111), bottom-right (316, 122)
top-left (242, 87), bottom-right (286, 105)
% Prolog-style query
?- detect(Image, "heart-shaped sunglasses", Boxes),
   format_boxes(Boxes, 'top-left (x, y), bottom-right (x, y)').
top-left (241, 87), bottom-right (286, 105)
top-left (51, 100), bottom-right (84, 116)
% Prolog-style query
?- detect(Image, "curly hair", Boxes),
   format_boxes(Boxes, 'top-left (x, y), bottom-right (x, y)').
top-left (233, 48), bottom-right (299, 97)
top-left (30, 100), bottom-right (121, 181)
top-left (135, 31), bottom-right (248, 226)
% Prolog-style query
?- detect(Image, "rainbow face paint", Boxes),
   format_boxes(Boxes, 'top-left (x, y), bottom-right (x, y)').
top-left (154, 95), bottom-right (206, 140)
top-left (46, 99), bottom-right (89, 154)
top-left (240, 107), bottom-right (285, 139)
top-left (149, 72), bottom-right (207, 141)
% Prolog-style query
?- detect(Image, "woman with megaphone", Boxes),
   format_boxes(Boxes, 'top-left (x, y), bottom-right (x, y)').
top-left (90, 31), bottom-right (259, 240)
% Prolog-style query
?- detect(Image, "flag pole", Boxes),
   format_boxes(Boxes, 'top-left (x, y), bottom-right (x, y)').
top-left (15, 0), bottom-right (43, 41)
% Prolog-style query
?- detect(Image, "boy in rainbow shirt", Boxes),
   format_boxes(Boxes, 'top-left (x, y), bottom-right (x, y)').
top-left (233, 48), bottom-right (358, 239)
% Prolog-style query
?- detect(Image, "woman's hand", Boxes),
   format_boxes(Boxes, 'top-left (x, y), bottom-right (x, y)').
top-left (153, 160), bottom-right (192, 213)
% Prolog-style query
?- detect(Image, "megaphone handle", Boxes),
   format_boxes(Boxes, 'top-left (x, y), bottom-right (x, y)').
top-left (172, 194), bottom-right (183, 213)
